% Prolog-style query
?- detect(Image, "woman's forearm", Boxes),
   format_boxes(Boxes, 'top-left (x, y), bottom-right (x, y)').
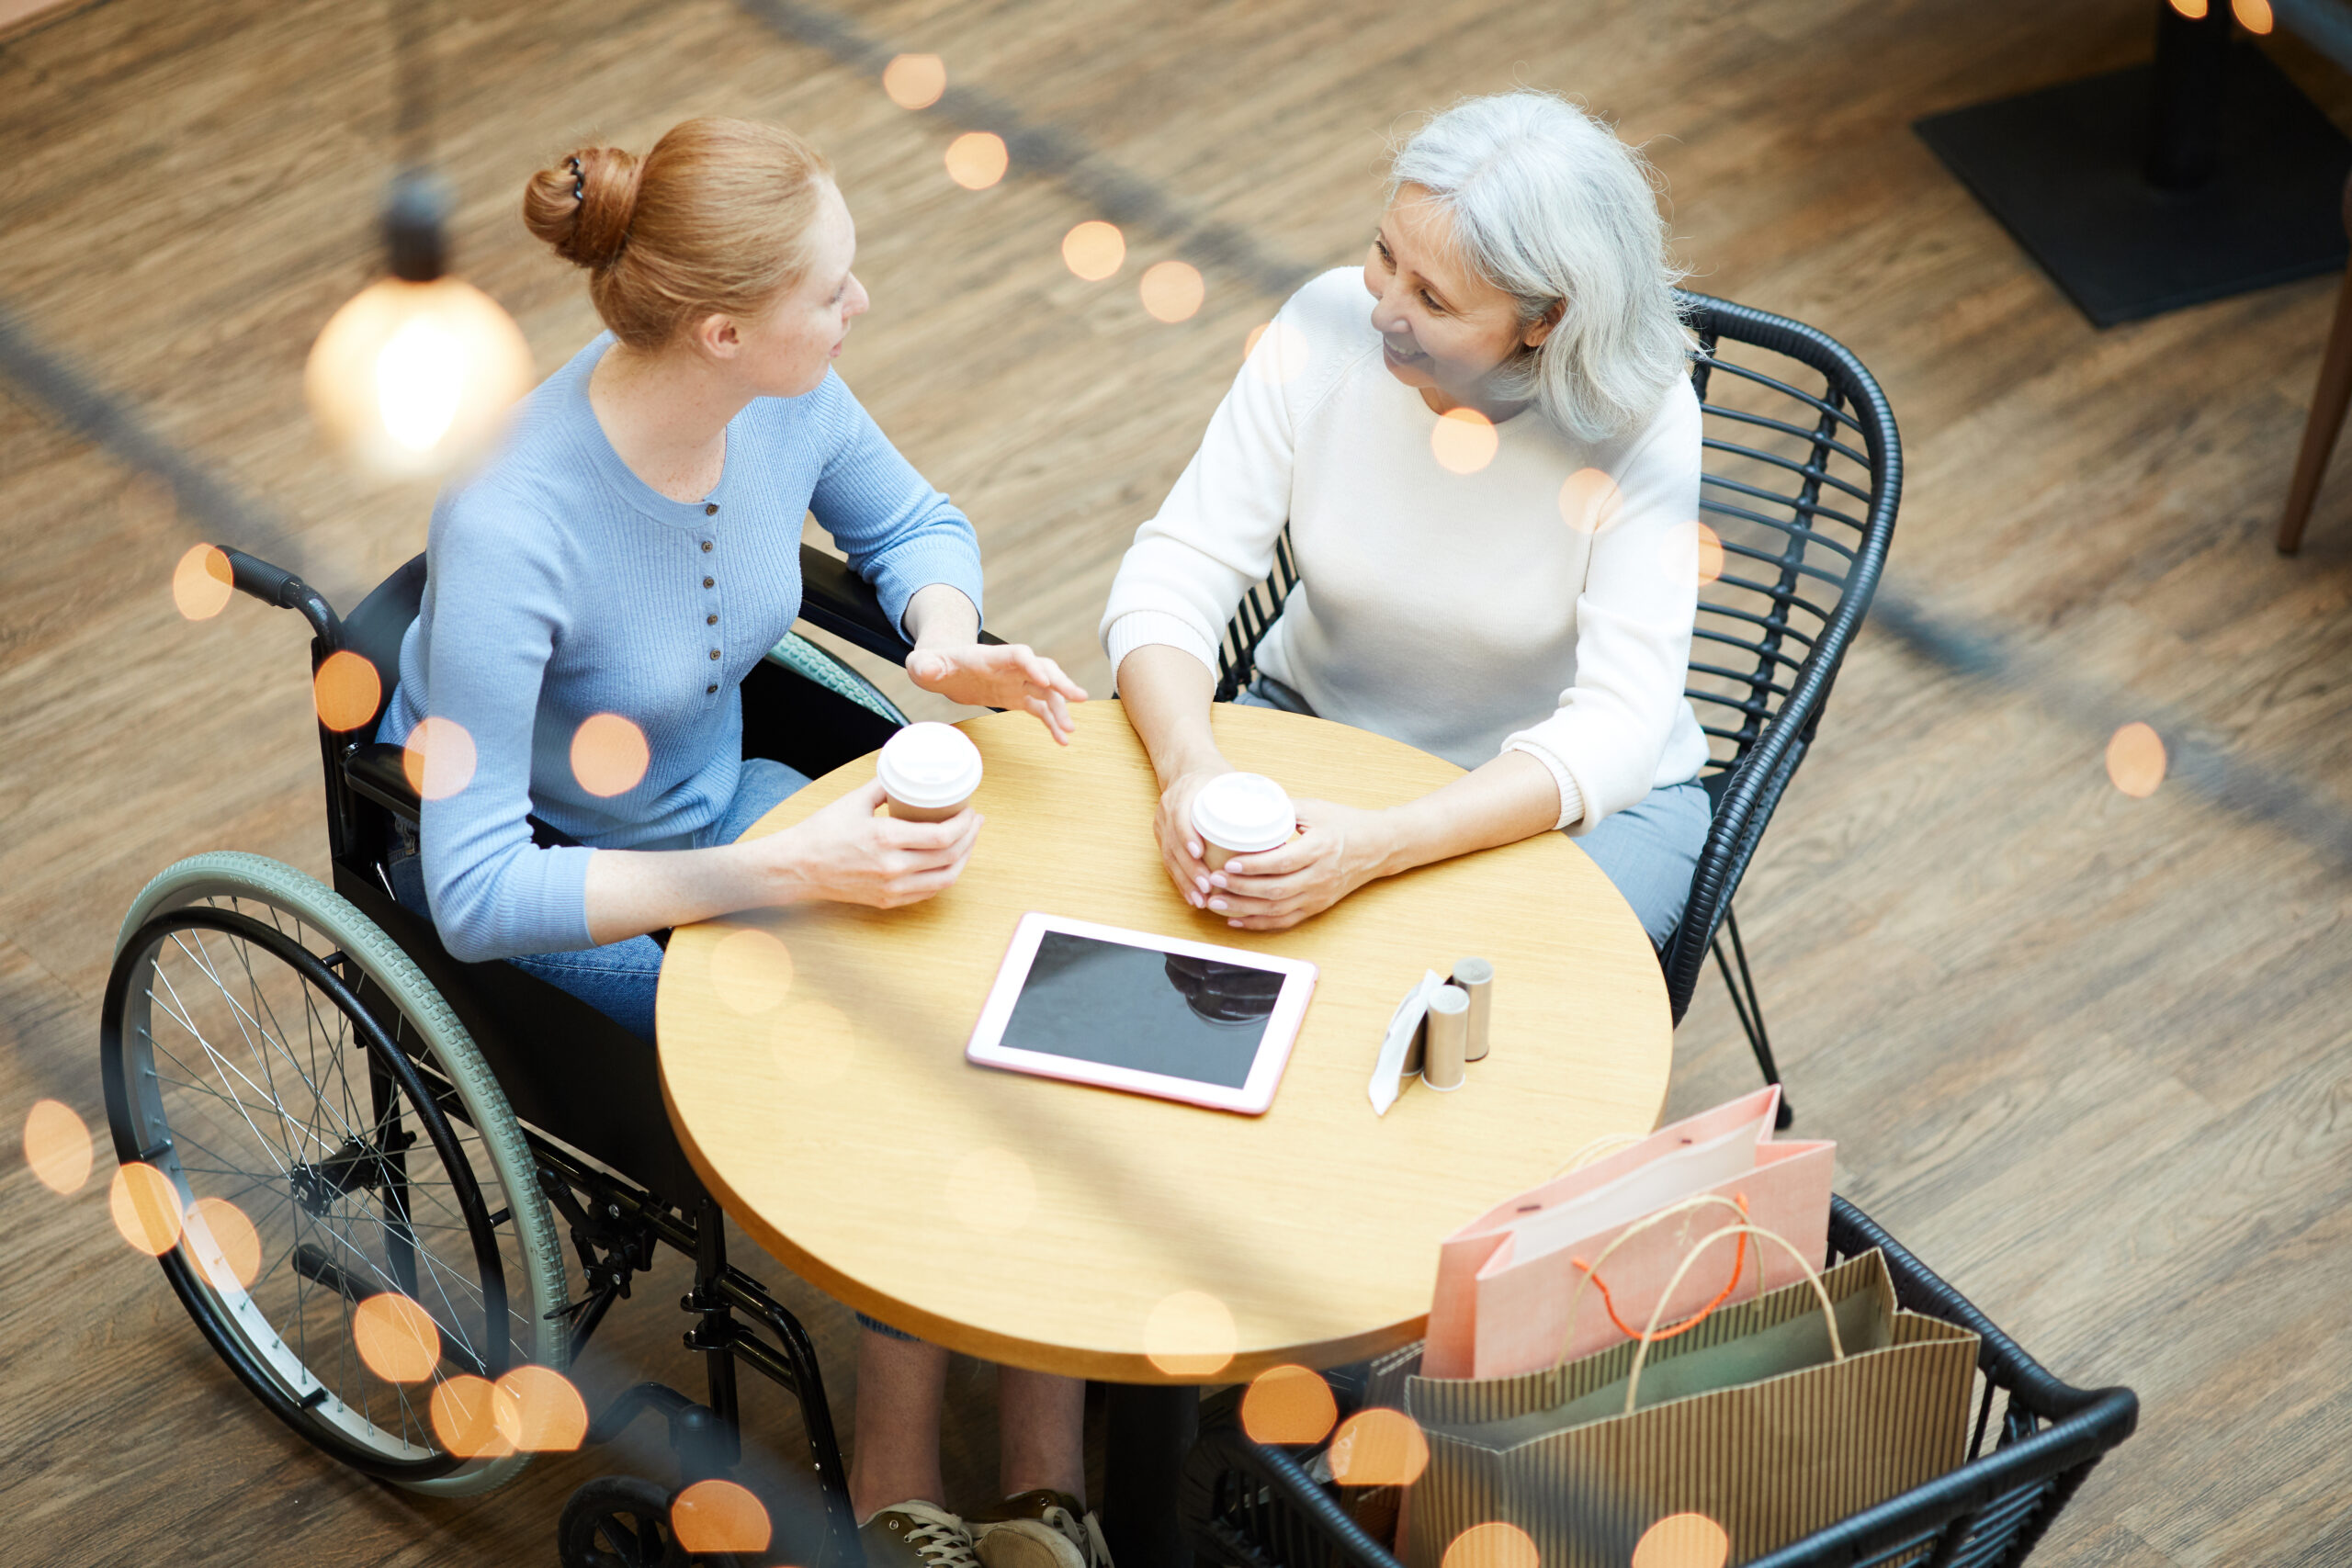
top-left (902, 582), bottom-right (979, 650)
top-left (1116, 644), bottom-right (1227, 784)
top-left (582, 841), bottom-right (783, 946)
top-left (1372, 749), bottom-right (1565, 878)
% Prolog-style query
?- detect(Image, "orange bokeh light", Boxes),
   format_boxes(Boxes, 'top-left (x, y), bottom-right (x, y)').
top-left (711, 927), bottom-right (794, 1014)
top-left (673, 1479), bottom-right (773, 1555)
top-left (24, 1099), bottom-right (92, 1194)
top-left (494, 1364), bottom-right (590, 1452)
top-left (1326, 1407), bottom-right (1429, 1487)
top-left (883, 52), bottom-right (945, 110)
top-left (1246, 319), bottom-right (1309, 385)
top-left (1633, 1512), bottom-right (1730, 1568)
top-left (172, 544), bottom-right (233, 621)
top-left (571, 712), bottom-right (650, 797)
top-left (1696, 522), bottom-right (1724, 584)
top-left (1443, 1521), bottom-right (1541, 1568)
top-left (945, 132), bottom-right (1008, 190)
top-left (2231, 0), bottom-right (2272, 32)
top-left (1140, 260), bottom-right (1204, 323)
top-left (945, 1145), bottom-right (1036, 1235)
top-left (1558, 468), bottom-right (1623, 535)
top-left (110, 1161), bottom-right (183, 1255)
top-left (1063, 220), bottom-right (1126, 282)
top-left (2167, 0), bottom-right (2209, 14)
top-left (430, 1373), bottom-right (516, 1458)
top-left (1239, 1364), bottom-right (1338, 1446)
top-left (352, 1292), bottom-right (443, 1383)
top-left (401, 716), bottom-right (478, 802)
top-left (1431, 408), bottom-right (1498, 475)
top-left (312, 649), bottom-right (382, 732)
top-left (1144, 1290), bottom-right (1236, 1377)
top-left (187, 1196), bottom-right (263, 1288)
top-left (2106, 722), bottom-right (2166, 798)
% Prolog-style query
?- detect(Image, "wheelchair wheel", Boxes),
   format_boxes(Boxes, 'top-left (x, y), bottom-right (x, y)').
top-left (559, 1476), bottom-right (691, 1568)
top-left (100, 852), bottom-right (570, 1495)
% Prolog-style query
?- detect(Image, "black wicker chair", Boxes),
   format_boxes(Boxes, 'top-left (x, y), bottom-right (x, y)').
top-left (1209, 292), bottom-right (1903, 1128)
top-left (1180, 1196), bottom-right (2138, 1568)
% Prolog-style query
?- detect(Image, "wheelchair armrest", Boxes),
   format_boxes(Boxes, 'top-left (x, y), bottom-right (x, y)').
top-left (343, 742), bottom-right (583, 852)
top-left (797, 544), bottom-right (1003, 659)
top-left (345, 742), bottom-right (423, 825)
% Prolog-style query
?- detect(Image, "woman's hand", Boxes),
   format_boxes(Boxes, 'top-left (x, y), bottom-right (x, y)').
top-left (1202, 797), bottom-right (1399, 931)
top-left (765, 778), bottom-right (981, 908)
top-left (1154, 766), bottom-right (1237, 908)
top-left (909, 643), bottom-right (1088, 744)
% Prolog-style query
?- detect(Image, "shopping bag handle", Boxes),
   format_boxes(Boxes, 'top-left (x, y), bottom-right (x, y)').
top-left (1549, 1130), bottom-right (1647, 1178)
top-left (1555, 1192), bottom-right (1752, 1372)
top-left (1623, 1222), bottom-right (1844, 1416)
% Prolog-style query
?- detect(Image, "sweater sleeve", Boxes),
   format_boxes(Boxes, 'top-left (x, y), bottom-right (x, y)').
top-left (413, 491), bottom-right (597, 962)
top-left (808, 374), bottom-right (987, 635)
top-left (1502, 380), bottom-right (1704, 832)
top-left (1099, 302), bottom-right (1313, 682)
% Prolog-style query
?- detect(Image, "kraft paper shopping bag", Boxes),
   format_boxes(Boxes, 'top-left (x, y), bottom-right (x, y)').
top-left (1401, 1239), bottom-right (1977, 1568)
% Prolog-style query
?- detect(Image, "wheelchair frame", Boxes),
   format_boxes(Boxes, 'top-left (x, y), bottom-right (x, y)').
top-left (151, 540), bottom-right (943, 1565)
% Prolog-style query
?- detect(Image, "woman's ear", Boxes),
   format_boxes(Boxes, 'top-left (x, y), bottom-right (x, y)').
top-left (693, 313), bottom-right (742, 360)
top-left (1523, 299), bottom-right (1566, 350)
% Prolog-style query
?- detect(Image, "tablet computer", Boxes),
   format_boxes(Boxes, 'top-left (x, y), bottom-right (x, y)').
top-left (965, 913), bottom-right (1317, 1115)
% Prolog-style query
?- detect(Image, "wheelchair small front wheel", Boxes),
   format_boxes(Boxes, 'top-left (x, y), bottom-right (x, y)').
top-left (100, 852), bottom-right (570, 1495)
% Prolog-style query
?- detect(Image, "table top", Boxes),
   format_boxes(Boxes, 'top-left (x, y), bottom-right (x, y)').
top-left (657, 700), bottom-right (1673, 1382)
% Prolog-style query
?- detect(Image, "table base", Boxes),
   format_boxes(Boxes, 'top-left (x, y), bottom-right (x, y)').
top-left (1102, 1383), bottom-right (1201, 1568)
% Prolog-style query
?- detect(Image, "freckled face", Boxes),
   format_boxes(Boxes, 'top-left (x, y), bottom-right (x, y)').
top-left (1363, 185), bottom-right (1551, 406)
top-left (732, 180), bottom-right (870, 398)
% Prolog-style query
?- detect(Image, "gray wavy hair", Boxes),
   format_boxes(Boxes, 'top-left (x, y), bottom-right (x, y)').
top-left (1389, 91), bottom-right (1690, 440)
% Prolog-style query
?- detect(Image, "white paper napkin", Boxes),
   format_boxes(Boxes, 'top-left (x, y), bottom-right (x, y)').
top-left (1369, 969), bottom-right (1446, 1116)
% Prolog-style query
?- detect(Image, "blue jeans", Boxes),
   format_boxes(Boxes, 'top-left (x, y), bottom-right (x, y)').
top-left (1232, 676), bottom-right (1712, 947)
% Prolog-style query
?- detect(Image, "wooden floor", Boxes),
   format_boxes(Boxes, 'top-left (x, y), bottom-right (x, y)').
top-left (5, 0), bottom-right (2351, 1561)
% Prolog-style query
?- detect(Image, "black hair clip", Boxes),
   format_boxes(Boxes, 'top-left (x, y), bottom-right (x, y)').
top-left (567, 155), bottom-right (584, 202)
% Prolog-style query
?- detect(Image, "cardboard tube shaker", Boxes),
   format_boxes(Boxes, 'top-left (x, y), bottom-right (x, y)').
top-left (1452, 957), bottom-right (1494, 1061)
top-left (876, 722), bottom-right (984, 822)
top-left (1424, 985), bottom-right (1470, 1090)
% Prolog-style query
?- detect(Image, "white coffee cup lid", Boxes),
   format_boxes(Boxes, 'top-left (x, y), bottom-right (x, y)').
top-left (1191, 772), bottom-right (1294, 852)
top-left (876, 722), bottom-right (984, 808)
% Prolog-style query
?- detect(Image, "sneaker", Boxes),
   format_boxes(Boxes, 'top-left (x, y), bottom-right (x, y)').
top-left (860, 1500), bottom-right (983, 1568)
top-left (968, 1490), bottom-right (1114, 1568)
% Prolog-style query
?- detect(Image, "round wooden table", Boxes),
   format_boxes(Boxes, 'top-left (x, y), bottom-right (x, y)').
top-left (657, 700), bottom-right (1672, 1562)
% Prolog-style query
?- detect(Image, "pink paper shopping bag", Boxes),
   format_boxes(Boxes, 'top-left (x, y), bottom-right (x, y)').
top-left (1422, 1086), bottom-right (1832, 1379)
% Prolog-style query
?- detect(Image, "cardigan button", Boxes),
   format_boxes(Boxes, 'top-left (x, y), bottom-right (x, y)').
top-left (709, 649), bottom-right (721, 660)
top-left (701, 540), bottom-right (714, 552)
top-left (705, 502), bottom-right (718, 515)
top-left (707, 614), bottom-right (718, 626)
top-left (703, 576), bottom-right (715, 589)
top-left (707, 682), bottom-right (718, 694)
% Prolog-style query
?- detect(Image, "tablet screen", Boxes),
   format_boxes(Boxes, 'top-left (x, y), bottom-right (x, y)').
top-left (998, 931), bottom-right (1286, 1089)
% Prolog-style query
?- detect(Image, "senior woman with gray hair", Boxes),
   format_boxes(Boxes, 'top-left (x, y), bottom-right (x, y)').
top-left (1102, 90), bottom-right (1709, 944)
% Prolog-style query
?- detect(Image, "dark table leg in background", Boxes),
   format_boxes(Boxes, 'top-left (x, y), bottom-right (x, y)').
top-left (1102, 1383), bottom-right (1199, 1568)
top-left (1915, 0), bottom-right (2352, 325)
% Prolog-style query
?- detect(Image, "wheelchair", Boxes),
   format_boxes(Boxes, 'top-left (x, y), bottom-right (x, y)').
top-left (100, 540), bottom-right (935, 1566)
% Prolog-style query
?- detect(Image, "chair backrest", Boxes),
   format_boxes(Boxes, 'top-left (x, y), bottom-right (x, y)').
top-left (339, 551), bottom-right (426, 737)
top-left (1210, 292), bottom-right (1902, 1017)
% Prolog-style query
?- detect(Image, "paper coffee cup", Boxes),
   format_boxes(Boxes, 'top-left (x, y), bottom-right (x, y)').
top-left (1191, 773), bottom-right (1295, 872)
top-left (876, 722), bottom-right (984, 822)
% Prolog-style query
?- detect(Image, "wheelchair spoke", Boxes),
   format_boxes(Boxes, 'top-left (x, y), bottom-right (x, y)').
top-left (193, 926), bottom-right (298, 1156)
top-left (172, 929), bottom-right (364, 1159)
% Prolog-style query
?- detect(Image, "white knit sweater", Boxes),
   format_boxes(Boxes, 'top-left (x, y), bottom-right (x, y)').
top-left (1102, 268), bottom-right (1710, 832)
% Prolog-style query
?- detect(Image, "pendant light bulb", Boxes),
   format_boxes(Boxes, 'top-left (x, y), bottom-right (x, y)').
top-left (307, 174), bottom-right (532, 478)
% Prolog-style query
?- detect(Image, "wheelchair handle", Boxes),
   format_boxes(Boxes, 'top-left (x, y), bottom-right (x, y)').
top-left (218, 546), bottom-right (342, 646)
